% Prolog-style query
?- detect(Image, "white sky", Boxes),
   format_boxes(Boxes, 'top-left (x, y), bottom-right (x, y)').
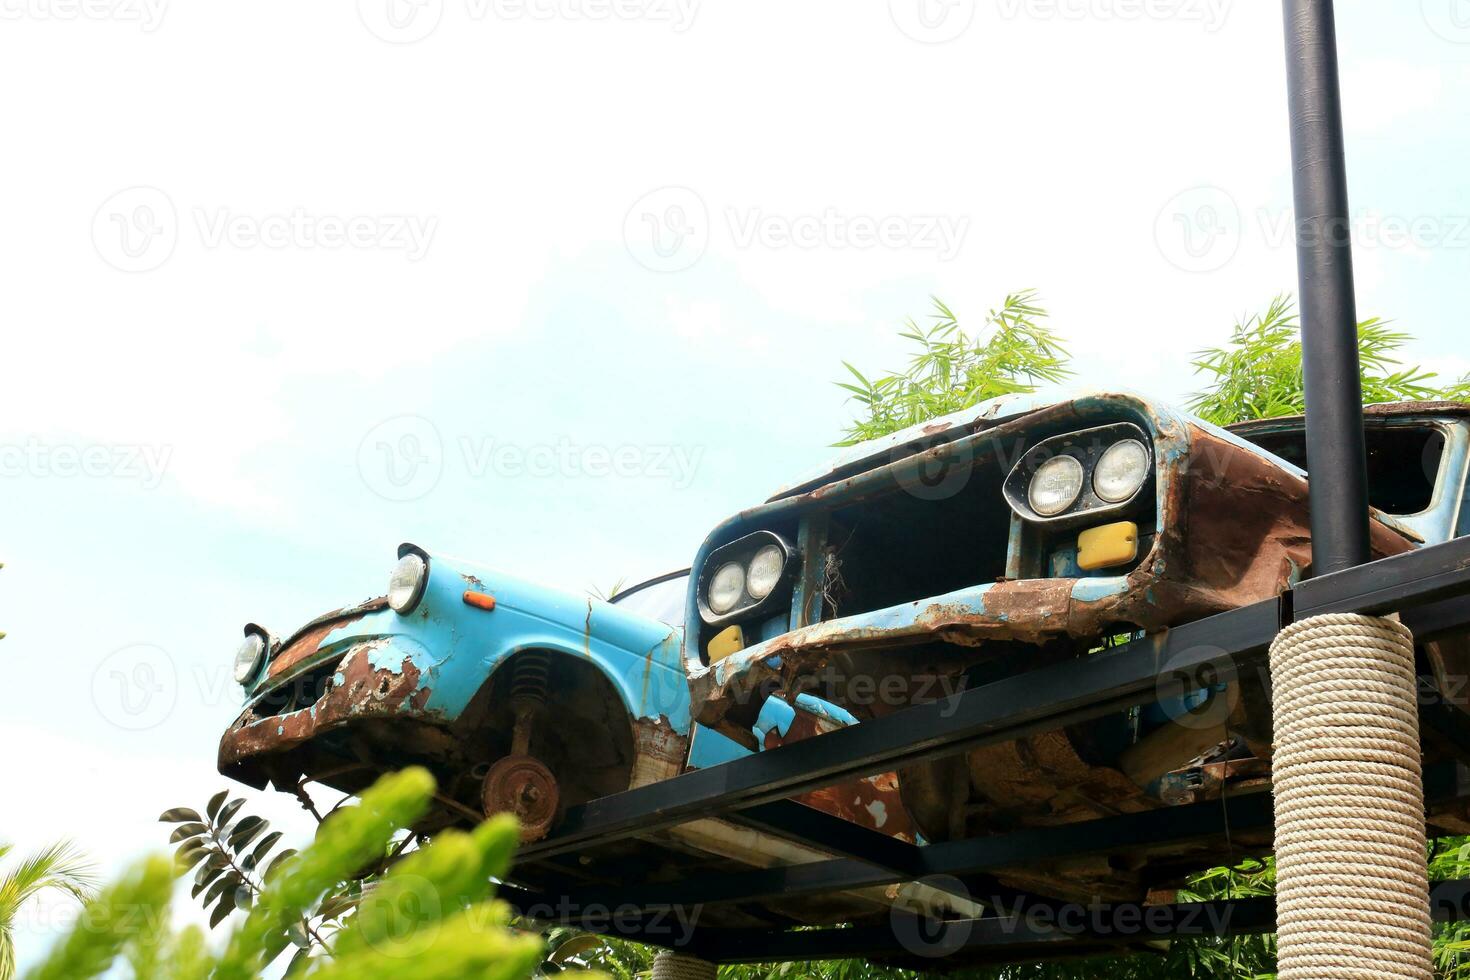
top-left (4, 0), bottom-right (1470, 969)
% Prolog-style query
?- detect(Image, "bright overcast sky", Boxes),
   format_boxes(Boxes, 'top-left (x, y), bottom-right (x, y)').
top-left (4, 0), bottom-right (1470, 968)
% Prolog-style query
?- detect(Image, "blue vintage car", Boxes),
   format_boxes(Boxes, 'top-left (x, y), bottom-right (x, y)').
top-left (219, 389), bottom-right (1470, 913)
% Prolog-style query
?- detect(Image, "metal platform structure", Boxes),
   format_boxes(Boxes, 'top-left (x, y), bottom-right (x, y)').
top-left (499, 535), bottom-right (1470, 966)
top-left (494, 1), bottom-right (1466, 969)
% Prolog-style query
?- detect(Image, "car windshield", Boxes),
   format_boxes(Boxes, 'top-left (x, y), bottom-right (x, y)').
top-left (1236, 423), bottom-right (1446, 516)
top-left (611, 572), bottom-right (688, 628)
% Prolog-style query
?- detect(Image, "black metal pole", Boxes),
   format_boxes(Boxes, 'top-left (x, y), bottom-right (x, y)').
top-left (1282, 0), bottom-right (1371, 575)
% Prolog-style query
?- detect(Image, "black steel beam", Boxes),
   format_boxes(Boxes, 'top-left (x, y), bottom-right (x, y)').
top-left (1293, 533), bottom-right (1470, 621)
top-left (692, 879), bottom-right (1470, 965)
top-left (529, 791), bottom-right (1275, 914)
top-left (724, 799), bottom-right (925, 877)
top-left (517, 597), bottom-right (1283, 863)
top-left (501, 878), bottom-right (1470, 965)
top-left (522, 762), bottom-right (1470, 919)
top-left (1282, 0), bottom-right (1371, 576)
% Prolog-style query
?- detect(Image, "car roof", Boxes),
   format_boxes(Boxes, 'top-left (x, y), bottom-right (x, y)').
top-left (1227, 401), bottom-right (1470, 434)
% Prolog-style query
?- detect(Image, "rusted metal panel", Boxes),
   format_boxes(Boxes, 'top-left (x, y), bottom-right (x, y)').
top-left (688, 402), bottom-right (1416, 740)
top-left (761, 698), bottom-right (918, 843)
top-left (220, 637), bottom-right (441, 774)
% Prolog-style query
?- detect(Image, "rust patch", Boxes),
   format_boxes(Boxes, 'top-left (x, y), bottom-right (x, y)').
top-left (266, 604), bottom-right (378, 679)
top-left (220, 643), bottom-right (437, 770)
top-left (630, 715), bottom-right (687, 789)
top-left (764, 699), bottom-right (918, 843)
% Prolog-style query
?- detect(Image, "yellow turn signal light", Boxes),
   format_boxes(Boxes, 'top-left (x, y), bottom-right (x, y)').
top-left (1078, 521), bottom-right (1139, 572)
top-left (707, 625), bottom-right (745, 664)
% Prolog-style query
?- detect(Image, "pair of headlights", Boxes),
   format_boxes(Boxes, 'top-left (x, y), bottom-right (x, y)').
top-left (1026, 438), bottom-right (1150, 517)
top-left (699, 531), bottom-right (796, 625)
top-left (708, 543), bottom-right (786, 615)
top-left (233, 549), bottom-right (431, 688)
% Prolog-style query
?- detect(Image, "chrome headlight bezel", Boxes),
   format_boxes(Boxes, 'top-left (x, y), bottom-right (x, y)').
top-left (1003, 422), bottom-right (1154, 526)
top-left (388, 544), bottom-right (431, 615)
top-left (233, 624), bottom-right (271, 686)
top-left (697, 530), bottom-right (798, 627)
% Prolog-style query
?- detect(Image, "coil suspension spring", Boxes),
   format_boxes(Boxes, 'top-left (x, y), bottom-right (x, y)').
top-left (508, 652), bottom-right (550, 756)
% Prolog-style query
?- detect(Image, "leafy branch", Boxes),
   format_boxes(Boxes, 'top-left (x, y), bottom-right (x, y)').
top-left (836, 291), bottom-right (1072, 446)
top-left (1188, 295), bottom-right (1468, 426)
top-left (34, 769), bottom-right (547, 980)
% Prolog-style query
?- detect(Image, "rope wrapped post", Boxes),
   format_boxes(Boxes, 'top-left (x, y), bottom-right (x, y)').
top-left (651, 950), bottom-right (718, 980)
top-left (1269, 613), bottom-right (1433, 978)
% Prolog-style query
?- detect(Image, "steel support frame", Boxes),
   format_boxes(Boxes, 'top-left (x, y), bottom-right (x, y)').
top-left (507, 536), bottom-right (1470, 963)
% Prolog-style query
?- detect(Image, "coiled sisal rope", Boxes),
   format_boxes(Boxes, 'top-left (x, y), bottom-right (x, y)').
top-left (651, 951), bottom-right (718, 980)
top-left (1268, 612), bottom-right (1433, 979)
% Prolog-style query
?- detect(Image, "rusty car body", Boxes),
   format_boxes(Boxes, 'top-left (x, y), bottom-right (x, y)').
top-left (683, 390), bottom-right (1470, 902)
top-left (219, 388), bottom-right (1470, 930)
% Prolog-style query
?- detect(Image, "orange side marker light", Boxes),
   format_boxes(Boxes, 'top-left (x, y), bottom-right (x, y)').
top-left (463, 590), bottom-right (497, 611)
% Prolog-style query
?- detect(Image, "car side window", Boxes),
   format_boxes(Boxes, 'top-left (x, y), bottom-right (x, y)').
top-left (610, 574), bottom-right (689, 629)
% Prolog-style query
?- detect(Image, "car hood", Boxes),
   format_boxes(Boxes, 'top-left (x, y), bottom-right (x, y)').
top-left (771, 387), bottom-right (1181, 500)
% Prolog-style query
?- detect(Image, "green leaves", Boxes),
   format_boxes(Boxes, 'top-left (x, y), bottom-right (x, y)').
top-left (1188, 295), bottom-right (1467, 426)
top-left (159, 794), bottom-right (264, 933)
top-left (30, 769), bottom-right (548, 980)
top-left (835, 291), bottom-right (1072, 446)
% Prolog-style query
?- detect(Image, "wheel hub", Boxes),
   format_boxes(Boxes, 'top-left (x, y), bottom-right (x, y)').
top-left (481, 754), bottom-right (560, 842)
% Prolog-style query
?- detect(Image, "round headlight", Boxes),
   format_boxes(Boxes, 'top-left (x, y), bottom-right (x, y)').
top-left (234, 633), bottom-right (265, 685)
top-left (707, 562), bottom-right (746, 615)
top-left (1028, 455), bottom-right (1085, 517)
top-left (746, 544), bottom-right (785, 600)
top-left (388, 553), bottom-right (428, 614)
top-left (1093, 439), bottom-right (1150, 503)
